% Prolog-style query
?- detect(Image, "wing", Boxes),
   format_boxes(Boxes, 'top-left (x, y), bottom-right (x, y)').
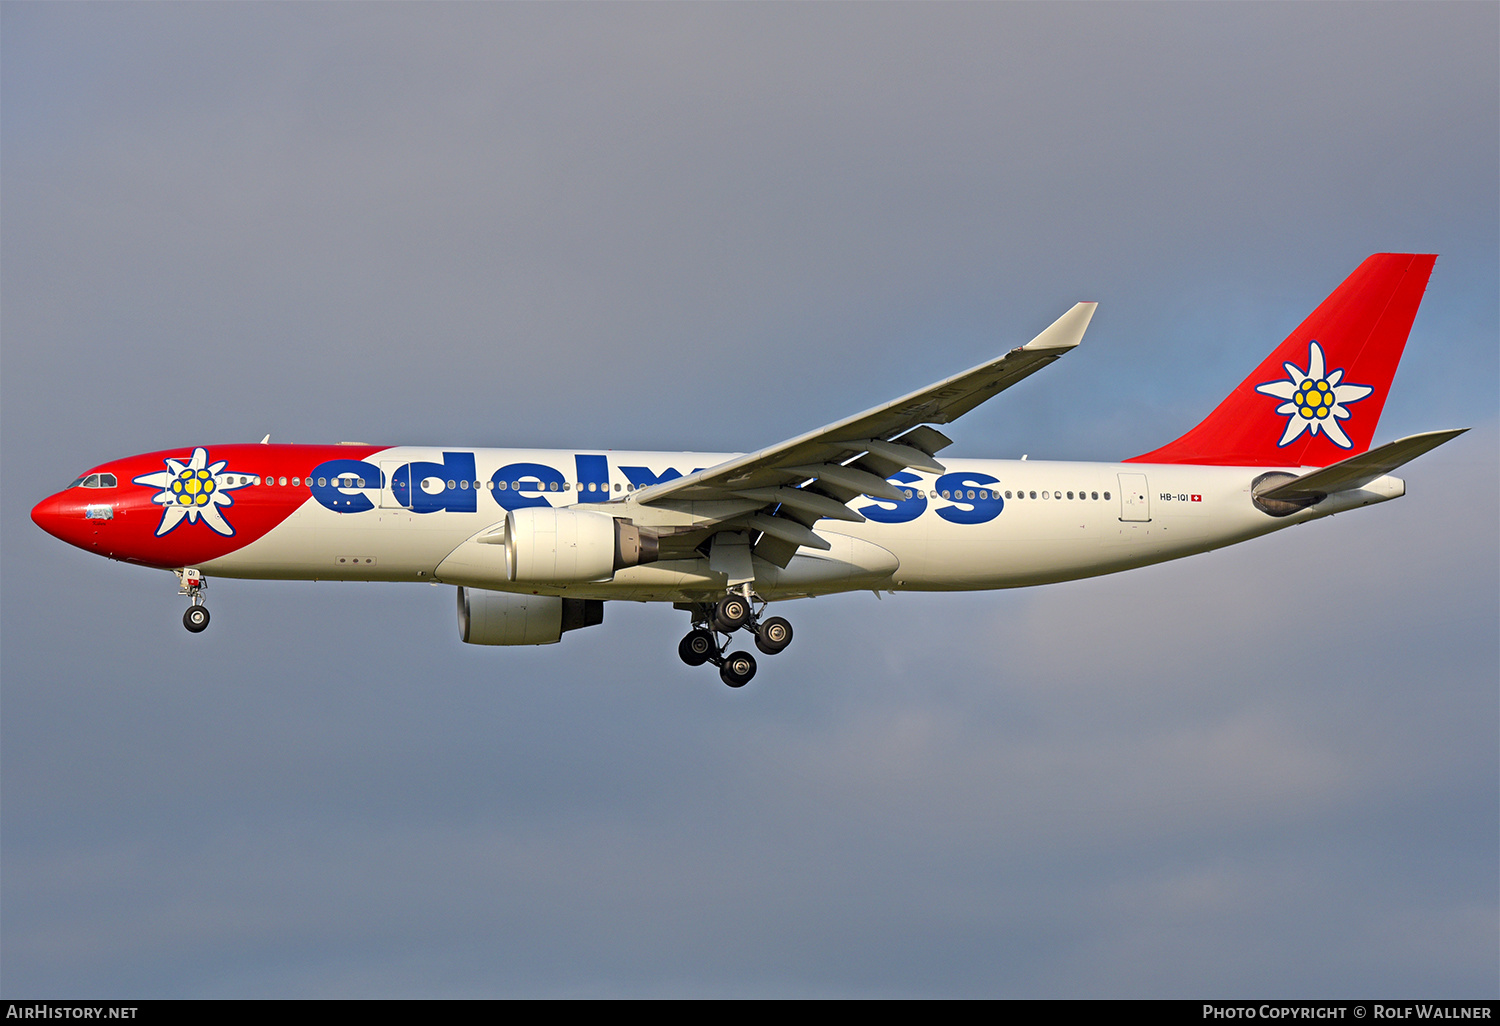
top-left (622, 302), bottom-right (1097, 568)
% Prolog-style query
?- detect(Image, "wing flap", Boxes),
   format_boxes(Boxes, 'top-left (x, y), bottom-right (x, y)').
top-left (745, 513), bottom-right (832, 551)
top-left (732, 486), bottom-right (868, 523)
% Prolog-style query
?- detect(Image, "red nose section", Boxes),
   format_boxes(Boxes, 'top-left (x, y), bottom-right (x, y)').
top-left (31, 491), bottom-right (99, 552)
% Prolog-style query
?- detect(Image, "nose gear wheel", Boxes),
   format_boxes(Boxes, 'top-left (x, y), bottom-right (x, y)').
top-left (177, 568), bottom-right (211, 634)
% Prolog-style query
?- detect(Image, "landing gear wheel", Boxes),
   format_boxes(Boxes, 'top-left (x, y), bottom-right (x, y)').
top-left (679, 628), bottom-right (716, 667)
top-left (719, 650), bottom-right (757, 688)
top-left (183, 605), bottom-right (210, 633)
top-left (754, 616), bottom-right (793, 655)
top-left (714, 594), bottom-right (751, 633)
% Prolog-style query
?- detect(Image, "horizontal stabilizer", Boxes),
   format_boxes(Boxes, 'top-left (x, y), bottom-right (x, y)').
top-left (1257, 429), bottom-right (1466, 504)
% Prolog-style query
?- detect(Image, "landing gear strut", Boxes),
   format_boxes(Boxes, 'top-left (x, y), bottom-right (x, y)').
top-left (676, 591), bottom-right (793, 687)
top-left (178, 568), bottom-right (210, 633)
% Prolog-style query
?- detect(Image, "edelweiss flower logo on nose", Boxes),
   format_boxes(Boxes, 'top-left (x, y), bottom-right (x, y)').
top-left (132, 447), bottom-right (255, 536)
top-left (1254, 341), bottom-right (1373, 450)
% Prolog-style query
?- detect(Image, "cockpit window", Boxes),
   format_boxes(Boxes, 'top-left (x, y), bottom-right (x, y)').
top-left (70, 473), bottom-right (118, 489)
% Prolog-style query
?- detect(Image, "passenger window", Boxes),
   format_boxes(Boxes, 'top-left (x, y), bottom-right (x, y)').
top-left (1091, 491), bottom-right (1098, 500)
top-left (1067, 491), bottom-right (1074, 500)
top-left (1029, 491), bottom-right (1037, 499)
top-left (1103, 491), bottom-right (1111, 500)
top-left (550, 482), bottom-right (558, 491)
top-left (459, 480), bottom-right (469, 490)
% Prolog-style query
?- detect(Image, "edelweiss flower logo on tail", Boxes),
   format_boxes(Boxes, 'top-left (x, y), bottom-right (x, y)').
top-left (132, 447), bottom-right (253, 536)
top-left (1254, 341), bottom-right (1374, 449)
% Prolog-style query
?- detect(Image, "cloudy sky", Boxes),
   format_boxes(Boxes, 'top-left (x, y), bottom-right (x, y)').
top-left (3, 3), bottom-right (1495, 998)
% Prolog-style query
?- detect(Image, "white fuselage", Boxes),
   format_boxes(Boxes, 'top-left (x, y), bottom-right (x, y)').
top-left (197, 447), bottom-right (1405, 604)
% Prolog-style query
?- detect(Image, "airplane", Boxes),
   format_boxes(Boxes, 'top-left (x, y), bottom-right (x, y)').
top-left (31, 253), bottom-right (1465, 687)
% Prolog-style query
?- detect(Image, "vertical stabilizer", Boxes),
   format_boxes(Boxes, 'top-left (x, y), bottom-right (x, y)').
top-left (1129, 253), bottom-right (1435, 467)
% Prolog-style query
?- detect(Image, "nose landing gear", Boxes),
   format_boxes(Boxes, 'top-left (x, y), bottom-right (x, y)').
top-left (677, 592), bottom-right (793, 687)
top-left (178, 568), bottom-right (210, 633)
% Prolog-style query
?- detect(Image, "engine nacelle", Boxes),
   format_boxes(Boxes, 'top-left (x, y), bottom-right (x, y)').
top-left (505, 507), bottom-right (659, 583)
top-left (457, 587), bottom-right (603, 645)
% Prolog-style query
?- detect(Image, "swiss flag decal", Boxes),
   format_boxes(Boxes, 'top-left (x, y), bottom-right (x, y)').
top-left (1190, 494), bottom-right (1202, 502)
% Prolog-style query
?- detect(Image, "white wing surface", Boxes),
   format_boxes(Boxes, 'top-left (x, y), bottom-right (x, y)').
top-left (624, 303), bottom-right (1097, 566)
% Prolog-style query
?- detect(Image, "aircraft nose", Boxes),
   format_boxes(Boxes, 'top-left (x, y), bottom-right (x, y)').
top-left (31, 490), bottom-right (96, 550)
top-left (31, 492), bottom-right (67, 539)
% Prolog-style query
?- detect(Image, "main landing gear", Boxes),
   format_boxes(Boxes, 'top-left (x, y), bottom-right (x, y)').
top-left (677, 591), bottom-right (794, 687)
top-left (178, 568), bottom-right (210, 633)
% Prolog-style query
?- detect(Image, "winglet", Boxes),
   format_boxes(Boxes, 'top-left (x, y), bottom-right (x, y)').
top-left (1021, 302), bottom-right (1097, 352)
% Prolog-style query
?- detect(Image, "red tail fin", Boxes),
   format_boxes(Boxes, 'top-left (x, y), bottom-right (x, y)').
top-left (1128, 253), bottom-right (1436, 467)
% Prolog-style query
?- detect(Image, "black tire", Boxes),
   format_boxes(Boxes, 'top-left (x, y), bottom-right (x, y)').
top-left (714, 594), bottom-right (751, 632)
top-left (183, 606), bottom-right (210, 633)
top-left (719, 650), bottom-right (756, 687)
top-left (754, 616), bottom-right (793, 655)
top-left (678, 628), bottom-right (715, 667)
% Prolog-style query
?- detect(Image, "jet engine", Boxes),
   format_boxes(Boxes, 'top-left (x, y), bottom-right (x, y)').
top-left (505, 507), bottom-right (658, 583)
top-left (457, 587), bottom-right (603, 645)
